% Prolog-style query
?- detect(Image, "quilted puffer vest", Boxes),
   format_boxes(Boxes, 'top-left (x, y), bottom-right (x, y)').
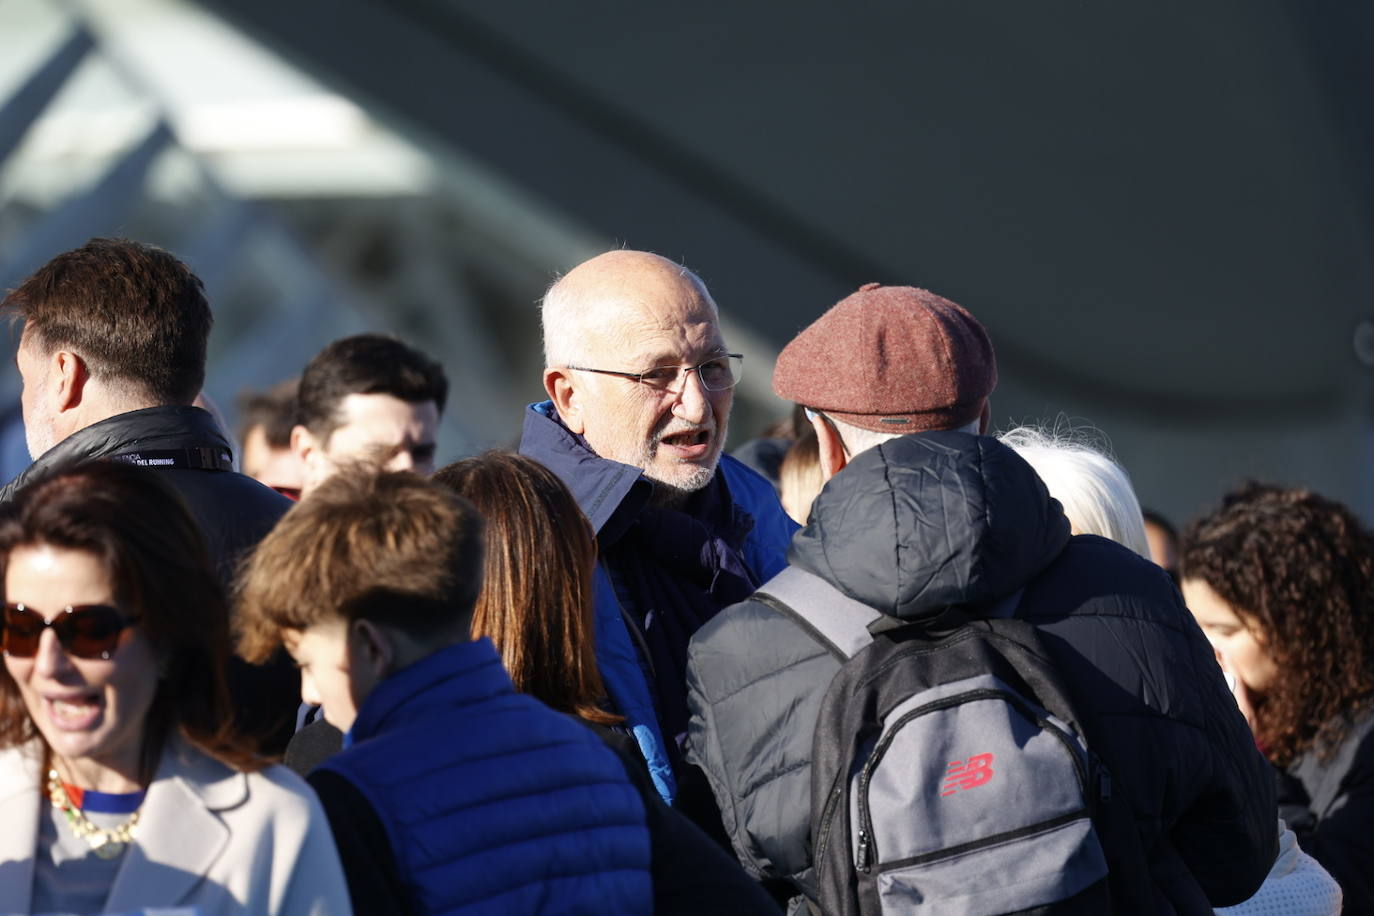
top-left (319, 639), bottom-right (653, 915)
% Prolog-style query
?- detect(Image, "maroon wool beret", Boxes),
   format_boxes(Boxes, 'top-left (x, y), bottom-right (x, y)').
top-left (773, 283), bottom-right (997, 433)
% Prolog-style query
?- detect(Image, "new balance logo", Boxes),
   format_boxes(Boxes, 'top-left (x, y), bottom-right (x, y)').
top-left (941, 753), bottom-right (995, 796)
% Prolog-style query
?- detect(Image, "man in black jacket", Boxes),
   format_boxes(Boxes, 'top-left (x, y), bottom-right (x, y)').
top-left (0, 238), bottom-right (298, 751)
top-left (685, 283), bottom-right (1277, 913)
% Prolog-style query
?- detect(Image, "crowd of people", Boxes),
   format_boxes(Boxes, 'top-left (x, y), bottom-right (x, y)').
top-left (0, 237), bottom-right (1368, 915)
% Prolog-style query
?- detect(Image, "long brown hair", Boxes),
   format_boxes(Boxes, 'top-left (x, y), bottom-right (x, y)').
top-left (0, 462), bottom-right (258, 780)
top-left (433, 452), bottom-right (619, 725)
top-left (1181, 482), bottom-right (1374, 765)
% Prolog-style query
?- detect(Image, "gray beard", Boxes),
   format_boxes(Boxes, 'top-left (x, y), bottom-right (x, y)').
top-left (645, 463), bottom-right (715, 509)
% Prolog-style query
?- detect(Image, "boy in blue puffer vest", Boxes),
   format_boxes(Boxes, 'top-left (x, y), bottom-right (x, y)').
top-left (236, 467), bottom-right (775, 916)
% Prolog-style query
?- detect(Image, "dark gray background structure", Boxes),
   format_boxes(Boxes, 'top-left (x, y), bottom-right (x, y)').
top-left (14, 0), bottom-right (1374, 524)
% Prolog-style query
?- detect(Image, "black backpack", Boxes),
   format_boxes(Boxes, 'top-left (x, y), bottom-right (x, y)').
top-left (754, 566), bottom-right (1119, 916)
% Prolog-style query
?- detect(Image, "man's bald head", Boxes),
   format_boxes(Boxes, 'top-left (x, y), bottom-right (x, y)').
top-left (540, 250), bottom-right (734, 504)
top-left (541, 250), bottom-right (718, 368)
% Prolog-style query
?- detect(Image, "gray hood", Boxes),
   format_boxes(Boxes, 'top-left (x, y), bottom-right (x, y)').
top-left (789, 431), bottom-right (1070, 621)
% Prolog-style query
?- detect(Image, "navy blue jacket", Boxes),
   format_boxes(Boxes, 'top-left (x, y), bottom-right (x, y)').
top-left (688, 432), bottom-right (1277, 912)
top-left (314, 639), bottom-right (654, 915)
top-left (520, 402), bottom-right (796, 801)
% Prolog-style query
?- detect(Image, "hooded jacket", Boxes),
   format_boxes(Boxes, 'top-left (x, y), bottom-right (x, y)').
top-left (686, 432), bottom-right (1276, 912)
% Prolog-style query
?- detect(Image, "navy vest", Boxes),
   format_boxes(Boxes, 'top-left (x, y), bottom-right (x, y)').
top-left (319, 639), bottom-right (653, 914)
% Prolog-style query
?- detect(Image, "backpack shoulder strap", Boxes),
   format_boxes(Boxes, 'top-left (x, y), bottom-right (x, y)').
top-left (753, 565), bottom-right (880, 660)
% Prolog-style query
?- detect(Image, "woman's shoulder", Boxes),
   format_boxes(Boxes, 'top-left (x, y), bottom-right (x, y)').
top-left (243, 761), bottom-right (318, 801)
top-left (1329, 707), bottom-right (1374, 777)
top-left (1351, 707), bottom-right (1374, 742)
top-left (1307, 707), bottom-right (1374, 763)
top-left (0, 740), bottom-right (42, 775)
top-left (143, 743), bottom-right (349, 913)
top-left (159, 739), bottom-right (323, 819)
top-left (1288, 706), bottom-right (1374, 802)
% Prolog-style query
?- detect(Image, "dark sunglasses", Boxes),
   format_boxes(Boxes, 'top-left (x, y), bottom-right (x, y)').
top-left (1, 603), bottom-right (138, 660)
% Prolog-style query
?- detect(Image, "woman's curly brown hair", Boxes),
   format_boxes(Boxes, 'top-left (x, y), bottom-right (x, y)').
top-left (1180, 482), bottom-right (1374, 766)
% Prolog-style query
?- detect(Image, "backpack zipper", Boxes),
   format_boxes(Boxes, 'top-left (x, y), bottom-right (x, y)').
top-left (856, 687), bottom-right (1089, 871)
top-left (810, 775), bottom-right (848, 886)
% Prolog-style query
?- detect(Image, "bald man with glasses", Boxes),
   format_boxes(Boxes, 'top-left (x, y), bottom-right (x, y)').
top-left (520, 250), bottom-right (796, 805)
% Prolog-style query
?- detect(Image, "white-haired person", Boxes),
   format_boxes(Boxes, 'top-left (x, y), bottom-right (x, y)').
top-left (519, 250), bottom-right (796, 802)
top-left (998, 425), bottom-right (1342, 916)
top-left (996, 426), bottom-right (1151, 558)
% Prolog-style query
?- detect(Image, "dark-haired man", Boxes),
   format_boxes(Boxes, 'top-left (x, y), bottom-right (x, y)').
top-left (290, 333), bottom-right (448, 499)
top-left (237, 377), bottom-right (304, 500)
top-left (0, 237), bottom-right (299, 750)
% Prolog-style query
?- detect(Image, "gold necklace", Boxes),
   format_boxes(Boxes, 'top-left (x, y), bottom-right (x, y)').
top-left (46, 769), bottom-right (141, 859)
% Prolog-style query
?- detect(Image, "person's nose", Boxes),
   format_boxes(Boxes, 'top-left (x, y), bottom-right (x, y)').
top-left (671, 367), bottom-right (712, 424)
top-left (32, 629), bottom-right (74, 679)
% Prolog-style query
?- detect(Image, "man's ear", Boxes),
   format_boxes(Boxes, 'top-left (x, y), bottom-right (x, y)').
top-left (290, 424), bottom-right (314, 463)
top-left (52, 350), bottom-right (88, 413)
top-left (811, 415), bottom-right (848, 483)
top-left (544, 367), bottom-right (585, 435)
top-left (292, 424), bottom-right (331, 476)
top-left (291, 425), bottom-right (332, 497)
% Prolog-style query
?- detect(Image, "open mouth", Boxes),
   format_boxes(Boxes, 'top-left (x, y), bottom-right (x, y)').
top-left (658, 429), bottom-right (713, 459)
top-left (45, 693), bottom-right (102, 731)
top-left (660, 430), bottom-right (710, 448)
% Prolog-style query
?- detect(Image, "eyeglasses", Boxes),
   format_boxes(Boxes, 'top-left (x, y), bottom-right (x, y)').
top-left (568, 353), bottom-right (743, 393)
top-left (1, 603), bottom-right (138, 660)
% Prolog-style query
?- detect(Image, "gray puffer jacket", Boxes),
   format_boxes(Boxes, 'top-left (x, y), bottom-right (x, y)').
top-left (686, 431), bottom-right (1276, 912)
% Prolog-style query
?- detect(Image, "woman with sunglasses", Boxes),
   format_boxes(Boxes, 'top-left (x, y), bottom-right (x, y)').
top-left (0, 462), bottom-right (349, 915)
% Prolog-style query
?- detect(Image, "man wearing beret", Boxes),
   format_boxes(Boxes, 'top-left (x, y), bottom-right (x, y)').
top-left (519, 250), bottom-right (797, 803)
top-left (685, 284), bottom-right (1277, 912)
